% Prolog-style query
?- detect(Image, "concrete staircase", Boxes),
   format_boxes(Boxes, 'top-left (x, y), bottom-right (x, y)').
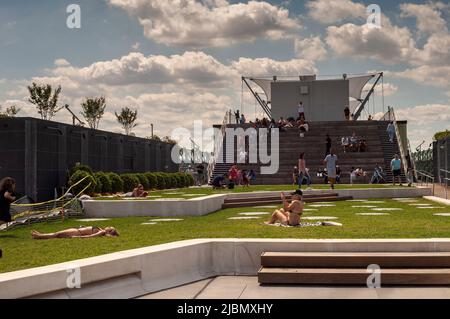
top-left (258, 252), bottom-right (450, 285)
top-left (222, 192), bottom-right (352, 209)
top-left (211, 121), bottom-right (406, 185)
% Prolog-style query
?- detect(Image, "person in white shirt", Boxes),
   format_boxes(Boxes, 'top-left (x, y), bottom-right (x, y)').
top-left (297, 101), bottom-right (305, 120)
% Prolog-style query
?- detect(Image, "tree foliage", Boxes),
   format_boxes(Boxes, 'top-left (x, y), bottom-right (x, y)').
top-left (435, 130), bottom-right (450, 141)
top-left (0, 105), bottom-right (20, 118)
top-left (115, 107), bottom-right (138, 135)
top-left (81, 97), bottom-right (106, 129)
top-left (27, 82), bottom-right (62, 120)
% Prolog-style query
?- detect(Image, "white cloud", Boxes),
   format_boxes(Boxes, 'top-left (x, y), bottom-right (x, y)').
top-left (306, 0), bottom-right (365, 24)
top-left (132, 42), bottom-right (140, 50)
top-left (400, 2), bottom-right (448, 36)
top-left (294, 36), bottom-right (327, 61)
top-left (395, 104), bottom-right (450, 125)
top-left (50, 51), bottom-right (236, 88)
top-left (54, 59), bottom-right (71, 67)
top-left (231, 57), bottom-right (317, 77)
top-left (390, 65), bottom-right (450, 88)
top-left (363, 82), bottom-right (398, 97)
top-left (412, 33), bottom-right (450, 66)
top-left (108, 0), bottom-right (299, 48)
top-left (325, 20), bottom-right (417, 63)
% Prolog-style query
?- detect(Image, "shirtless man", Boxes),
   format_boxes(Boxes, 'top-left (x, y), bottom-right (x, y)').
top-left (265, 190), bottom-right (304, 226)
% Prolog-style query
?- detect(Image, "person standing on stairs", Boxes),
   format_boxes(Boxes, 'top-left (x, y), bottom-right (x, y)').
top-left (298, 101), bottom-right (305, 120)
top-left (391, 154), bottom-right (403, 186)
top-left (387, 122), bottom-right (395, 143)
top-left (325, 133), bottom-right (332, 156)
top-left (324, 150), bottom-right (338, 189)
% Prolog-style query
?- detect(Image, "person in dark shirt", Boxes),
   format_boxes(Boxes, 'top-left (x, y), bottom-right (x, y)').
top-left (0, 177), bottom-right (16, 225)
top-left (212, 174), bottom-right (228, 189)
top-left (325, 133), bottom-right (332, 156)
top-left (344, 107), bottom-right (350, 121)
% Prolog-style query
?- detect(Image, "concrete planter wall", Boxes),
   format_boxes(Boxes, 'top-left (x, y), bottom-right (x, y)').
top-left (2, 238), bottom-right (450, 299)
top-left (82, 187), bottom-right (433, 218)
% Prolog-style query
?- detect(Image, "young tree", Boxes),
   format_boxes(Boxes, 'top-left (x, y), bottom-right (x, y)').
top-left (0, 105), bottom-right (21, 118)
top-left (115, 107), bottom-right (138, 135)
top-left (80, 96), bottom-right (106, 129)
top-left (27, 82), bottom-right (62, 120)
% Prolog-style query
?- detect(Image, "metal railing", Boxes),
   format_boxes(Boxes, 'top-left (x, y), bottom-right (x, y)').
top-left (207, 111), bottom-right (231, 183)
top-left (388, 107), bottom-right (409, 177)
top-left (439, 169), bottom-right (450, 199)
top-left (416, 170), bottom-right (435, 196)
top-left (408, 138), bottom-right (418, 181)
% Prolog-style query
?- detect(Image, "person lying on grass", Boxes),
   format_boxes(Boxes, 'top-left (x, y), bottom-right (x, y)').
top-left (265, 190), bottom-right (304, 227)
top-left (132, 184), bottom-right (149, 198)
top-left (31, 226), bottom-right (119, 240)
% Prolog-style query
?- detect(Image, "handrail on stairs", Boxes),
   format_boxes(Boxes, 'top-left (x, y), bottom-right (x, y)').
top-left (207, 110), bottom-right (230, 183)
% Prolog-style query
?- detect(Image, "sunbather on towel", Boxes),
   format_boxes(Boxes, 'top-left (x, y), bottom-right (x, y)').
top-left (265, 190), bottom-right (304, 227)
top-left (31, 226), bottom-right (119, 239)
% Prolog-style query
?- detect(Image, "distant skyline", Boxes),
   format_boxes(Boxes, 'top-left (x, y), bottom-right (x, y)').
top-left (1, 0), bottom-right (449, 149)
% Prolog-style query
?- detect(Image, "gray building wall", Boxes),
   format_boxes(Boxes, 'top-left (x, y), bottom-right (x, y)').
top-left (0, 117), bottom-right (178, 201)
top-left (271, 79), bottom-right (349, 121)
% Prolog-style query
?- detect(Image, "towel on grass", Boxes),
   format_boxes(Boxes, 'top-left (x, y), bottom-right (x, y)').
top-left (266, 221), bottom-right (342, 228)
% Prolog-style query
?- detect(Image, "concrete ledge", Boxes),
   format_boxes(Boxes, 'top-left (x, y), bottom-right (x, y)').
top-left (83, 194), bottom-right (227, 218)
top-left (83, 187), bottom-right (432, 218)
top-left (424, 196), bottom-right (450, 206)
top-left (2, 238), bottom-right (450, 299)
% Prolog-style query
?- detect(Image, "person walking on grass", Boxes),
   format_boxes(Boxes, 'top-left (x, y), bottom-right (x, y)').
top-left (391, 154), bottom-right (403, 186)
top-left (298, 153), bottom-right (311, 190)
top-left (324, 149), bottom-right (338, 189)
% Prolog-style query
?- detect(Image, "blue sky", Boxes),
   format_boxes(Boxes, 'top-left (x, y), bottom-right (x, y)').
top-left (0, 0), bottom-right (449, 149)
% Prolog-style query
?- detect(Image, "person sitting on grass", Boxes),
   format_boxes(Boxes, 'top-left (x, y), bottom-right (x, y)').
top-left (265, 190), bottom-right (304, 227)
top-left (0, 177), bottom-right (16, 226)
top-left (31, 226), bottom-right (119, 240)
top-left (132, 184), bottom-right (148, 198)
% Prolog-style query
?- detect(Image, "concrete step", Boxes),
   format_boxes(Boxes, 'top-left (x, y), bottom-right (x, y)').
top-left (258, 267), bottom-right (450, 285)
top-left (261, 252), bottom-right (450, 268)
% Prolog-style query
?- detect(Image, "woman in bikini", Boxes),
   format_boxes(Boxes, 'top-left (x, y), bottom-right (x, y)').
top-left (31, 226), bottom-right (119, 240)
top-left (265, 190), bottom-right (304, 226)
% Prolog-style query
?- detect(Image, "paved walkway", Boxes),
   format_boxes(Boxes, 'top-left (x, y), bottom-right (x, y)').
top-left (434, 183), bottom-right (450, 200)
top-left (138, 276), bottom-right (450, 299)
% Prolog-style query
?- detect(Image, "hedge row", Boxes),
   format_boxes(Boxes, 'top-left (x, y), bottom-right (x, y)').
top-left (69, 165), bottom-right (195, 195)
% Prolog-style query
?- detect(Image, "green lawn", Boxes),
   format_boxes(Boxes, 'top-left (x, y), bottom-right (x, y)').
top-left (0, 197), bottom-right (448, 274)
top-left (95, 184), bottom-right (400, 200)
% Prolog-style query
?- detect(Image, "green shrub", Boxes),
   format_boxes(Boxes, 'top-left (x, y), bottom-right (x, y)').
top-left (160, 173), bottom-right (172, 189)
top-left (69, 170), bottom-right (97, 196)
top-left (169, 174), bottom-right (178, 189)
top-left (69, 164), bottom-right (93, 177)
top-left (94, 172), bottom-right (112, 194)
top-left (136, 173), bottom-right (150, 190)
top-left (174, 173), bottom-right (186, 188)
top-left (108, 173), bottom-right (124, 193)
top-left (144, 172), bottom-right (158, 189)
top-left (186, 173), bottom-right (195, 186)
top-left (121, 174), bottom-right (140, 192)
top-left (153, 173), bottom-right (166, 190)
